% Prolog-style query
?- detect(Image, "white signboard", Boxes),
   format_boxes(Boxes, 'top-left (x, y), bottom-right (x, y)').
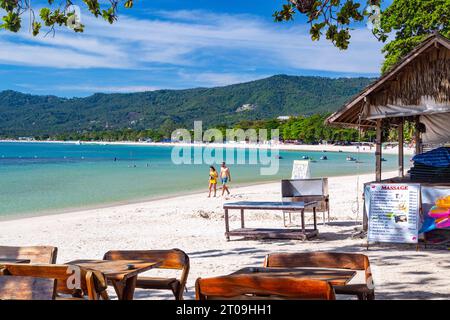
top-left (367, 183), bottom-right (420, 244)
top-left (291, 160), bottom-right (311, 179)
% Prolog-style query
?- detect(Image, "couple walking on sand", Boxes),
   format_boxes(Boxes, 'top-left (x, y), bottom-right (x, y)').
top-left (208, 162), bottom-right (231, 197)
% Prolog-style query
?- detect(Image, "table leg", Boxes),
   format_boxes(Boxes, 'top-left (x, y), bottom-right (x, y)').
top-left (225, 208), bottom-right (230, 241)
top-left (313, 206), bottom-right (317, 230)
top-left (112, 280), bottom-right (125, 300)
top-left (240, 209), bottom-right (245, 229)
top-left (112, 277), bottom-right (137, 300)
top-left (122, 276), bottom-right (137, 300)
top-left (301, 209), bottom-right (305, 234)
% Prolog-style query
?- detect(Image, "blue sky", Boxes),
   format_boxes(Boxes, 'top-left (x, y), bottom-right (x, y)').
top-left (0, 0), bottom-right (387, 97)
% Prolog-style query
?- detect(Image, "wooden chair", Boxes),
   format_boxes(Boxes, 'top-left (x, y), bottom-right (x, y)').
top-left (0, 264), bottom-right (109, 300)
top-left (263, 252), bottom-right (375, 300)
top-left (103, 249), bottom-right (189, 300)
top-left (0, 245), bottom-right (58, 264)
top-left (195, 275), bottom-right (335, 300)
top-left (0, 276), bottom-right (57, 300)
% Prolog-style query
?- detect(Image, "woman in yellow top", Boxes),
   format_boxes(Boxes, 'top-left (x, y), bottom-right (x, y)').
top-left (208, 166), bottom-right (218, 197)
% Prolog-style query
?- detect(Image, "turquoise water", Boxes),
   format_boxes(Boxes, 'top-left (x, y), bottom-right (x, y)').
top-left (0, 142), bottom-right (411, 219)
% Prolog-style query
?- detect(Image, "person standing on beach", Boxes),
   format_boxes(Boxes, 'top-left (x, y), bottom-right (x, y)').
top-left (220, 162), bottom-right (231, 196)
top-left (208, 166), bottom-right (218, 197)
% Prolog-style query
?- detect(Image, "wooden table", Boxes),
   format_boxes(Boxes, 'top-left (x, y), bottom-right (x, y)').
top-left (231, 267), bottom-right (356, 286)
top-left (223, 201), bottom-right (318, 241)
top-left (66, 259), bottom-right (162, 300)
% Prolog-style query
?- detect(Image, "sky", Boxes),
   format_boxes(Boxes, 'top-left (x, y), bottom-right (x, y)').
top-left (0, 0), bottom-right (388, 97)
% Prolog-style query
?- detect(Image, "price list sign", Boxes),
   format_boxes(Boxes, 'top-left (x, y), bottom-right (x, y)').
top-left (367, 184), bottom-right (420, 244)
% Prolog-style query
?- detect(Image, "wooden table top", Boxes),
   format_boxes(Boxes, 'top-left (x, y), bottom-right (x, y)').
top-left (223, 201), bottom-right (318, 210)
top-left (0, 258), bottom-right (31, 264)
top-left (231, 267), bottom-right (356, 286)
top-left (65, 259), bottom-right (162, 281)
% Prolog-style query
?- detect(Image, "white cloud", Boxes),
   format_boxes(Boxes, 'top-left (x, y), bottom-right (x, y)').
top-left (54, 85), bottom-right (160, 93)
top-left (0, 8), bottom-right (384, 79)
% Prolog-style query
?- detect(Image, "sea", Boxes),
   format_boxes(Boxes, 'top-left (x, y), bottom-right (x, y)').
top-left (0, 142), bottom-right (411, 219)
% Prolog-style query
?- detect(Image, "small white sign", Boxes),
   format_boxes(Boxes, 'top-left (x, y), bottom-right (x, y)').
top-left (291, 160), bottom-right (310, 179)
top-left (367, 183), bottom-right (420, 244)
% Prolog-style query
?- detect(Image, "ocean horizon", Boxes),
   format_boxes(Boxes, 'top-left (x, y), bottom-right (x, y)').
top-left (0, 142), bottom-right (410, 219)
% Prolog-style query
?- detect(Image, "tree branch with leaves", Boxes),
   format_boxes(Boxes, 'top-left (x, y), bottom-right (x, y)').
top-left (0, 0), bottom-right (134, 36)
top-left (273, 0), bottom-right (379, 50)
top-left (274, 0), bottom-right (450, 72)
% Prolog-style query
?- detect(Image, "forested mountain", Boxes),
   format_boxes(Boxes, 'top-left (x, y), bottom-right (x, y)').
top-left (0, 75), bottom-right (373, 137)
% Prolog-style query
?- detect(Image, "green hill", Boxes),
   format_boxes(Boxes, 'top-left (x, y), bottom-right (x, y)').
top-left (0, 75), bottom-right (374, 137)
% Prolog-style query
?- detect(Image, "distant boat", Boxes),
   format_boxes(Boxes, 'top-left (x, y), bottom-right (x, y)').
top-left (381, 158), bottom-right (387, 162)
top-left (320, 156), bottom-right (328, 160)
top-left (276, 155), bottom-right (283, 159)
top-left (346, 156), bottom-right (356, 161)
top-left (301, 156), bottom-right (309, 160)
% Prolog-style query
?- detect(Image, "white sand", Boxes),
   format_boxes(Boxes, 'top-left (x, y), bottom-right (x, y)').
top-left (0, 170), bottom-right (448, 300)
top-left (0, 139), bottom-right (415, 155)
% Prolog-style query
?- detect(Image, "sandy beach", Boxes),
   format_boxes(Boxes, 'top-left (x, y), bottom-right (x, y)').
top-left (0, 170), bottom-right (448, 300)
top-left (0, 139), bottom-right (415, 155)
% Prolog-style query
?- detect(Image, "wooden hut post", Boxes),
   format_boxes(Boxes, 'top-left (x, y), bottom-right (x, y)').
top-left (398, 119), bottom-right (404, 178)
top-left (375, 119), bottom-right (382, 182)
top-left (414, 116), bottom-right (422, 155)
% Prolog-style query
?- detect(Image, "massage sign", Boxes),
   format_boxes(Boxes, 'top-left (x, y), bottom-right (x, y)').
top-left (367, 184), bottom-right (420, 244)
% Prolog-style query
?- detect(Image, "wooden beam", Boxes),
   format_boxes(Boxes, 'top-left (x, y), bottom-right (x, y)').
top-left (375, 119), bottom-right (382, 182)
top-left (398, 119), bottom-right (404, 178)
top-left (414, 116), bottom-right (422, 155)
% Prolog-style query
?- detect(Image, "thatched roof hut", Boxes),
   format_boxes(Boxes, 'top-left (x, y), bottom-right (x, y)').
top-left (326, 34), bottom-right (450, 135)
top-left (326, 34), bottom-right (450, 181)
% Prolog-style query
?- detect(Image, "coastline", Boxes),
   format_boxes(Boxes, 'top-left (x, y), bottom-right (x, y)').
top-left (0, 169), bottom-right (390, 230)
top-left (0, 139), bottom-right (415, 155)
top-left (1, 140), bottom-right (413, 221)
top-left (0, 179), bottom-right (282, 222)
top-left (0, 168), bottom-right (382, 222)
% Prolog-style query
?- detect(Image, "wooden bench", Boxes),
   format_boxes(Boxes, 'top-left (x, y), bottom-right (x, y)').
top-left (0, 276), bottom-right (56, 300)
top-left (103, 249), bottom-right (190, 300)
top-left (195, 274), bottom-right (335, 300)
top-left (0, 263), bottom-right (109, 300)
top-left (0, 246), bottom-right (57, 264)
top-left (263, 252), bottom-right (375, 300)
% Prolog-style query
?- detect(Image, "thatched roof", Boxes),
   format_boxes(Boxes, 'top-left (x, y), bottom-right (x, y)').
top-left (326, 34), bottom-right (450, 128)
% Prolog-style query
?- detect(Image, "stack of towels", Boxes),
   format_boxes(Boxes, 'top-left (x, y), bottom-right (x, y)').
top-left (409, 147), bottom-right (450, 183)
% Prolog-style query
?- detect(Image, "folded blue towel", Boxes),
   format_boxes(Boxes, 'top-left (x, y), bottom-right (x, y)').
top-left (413, 147), bottom-right (450, 168)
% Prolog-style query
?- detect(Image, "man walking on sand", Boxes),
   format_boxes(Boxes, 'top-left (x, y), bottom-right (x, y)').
top-left (220, 162), bottom-right (231, 196)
